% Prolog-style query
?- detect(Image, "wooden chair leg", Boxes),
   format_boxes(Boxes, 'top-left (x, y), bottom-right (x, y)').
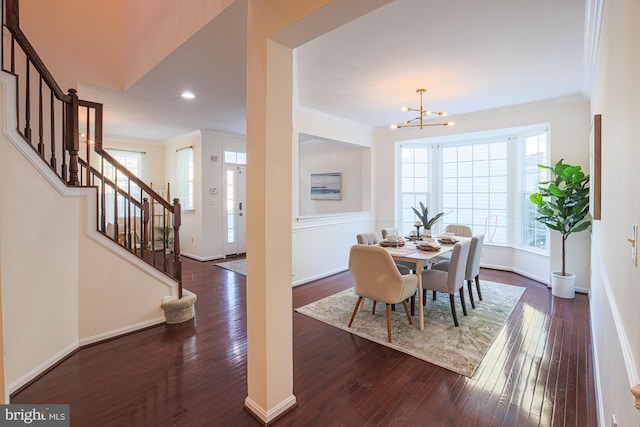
top-left (449, 294), bottom-right (459, 327)
top-left (372, 300), bottom-right (377, 314)
top-left (349, 297), bottom-right (363, 327)
top-left (402, 300), bottom-right (413, 325)
top-left (432, 290), bottom-right (437, 301)
top-left (459, 287), bottom-right (467, 316)
top-left (386, 304), bottom-right (392, 343)
top-left (467, 279), bottom-right (476, 308)
top-left (475, 276), bottom-right (483, 300)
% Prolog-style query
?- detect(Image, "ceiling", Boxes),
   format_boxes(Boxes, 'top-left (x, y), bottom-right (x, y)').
top-left (79, 0), bottom-right (588, 142)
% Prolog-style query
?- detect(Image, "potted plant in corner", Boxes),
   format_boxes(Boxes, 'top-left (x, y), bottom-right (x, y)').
top-left (529, 159), bottom-right (591, 298)
top-left (156, 225), bottom-right (174, 254)
top-left (412, 201), bottom-right (447, 238)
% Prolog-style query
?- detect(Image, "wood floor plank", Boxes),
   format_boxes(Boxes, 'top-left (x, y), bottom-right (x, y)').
top-left (11, 260), bottom-right (597, 426)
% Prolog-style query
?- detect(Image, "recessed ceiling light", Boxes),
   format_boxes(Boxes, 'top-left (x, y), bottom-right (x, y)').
top-left (181, 91), bottom-right (195, 99)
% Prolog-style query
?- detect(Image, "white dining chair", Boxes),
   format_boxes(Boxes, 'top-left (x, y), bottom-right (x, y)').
top-left (421, 240), bottom-right (471, 326)
top-left (348, 244), bottom-right (418, 342)
top-left (431, 234), bottom-right (485, 308)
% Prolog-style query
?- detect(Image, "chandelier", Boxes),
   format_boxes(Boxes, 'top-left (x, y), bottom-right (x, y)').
top-left (390, 88), bottom-right (454, 129)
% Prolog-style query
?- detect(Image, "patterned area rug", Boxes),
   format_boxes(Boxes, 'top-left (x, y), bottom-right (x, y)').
top-left (215, 259), bottom-right (246, 276)
top-left (295, 281), bottom-right (525, 377)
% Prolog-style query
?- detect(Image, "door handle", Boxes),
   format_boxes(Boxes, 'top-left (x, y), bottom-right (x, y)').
top-left (239, 202), bottom-right (243, 211)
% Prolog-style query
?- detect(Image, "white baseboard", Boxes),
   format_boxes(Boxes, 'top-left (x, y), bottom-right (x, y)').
top-left (244, 394), bottom-right (297, 423)
top-left (292, 266), bottom-right (347, 287)
top-left (8, 341), bottom-right (78, 394)
top-left (181, 252), bottom-right (225, 262)
top-left (79, 317), bottom-right (166, 347)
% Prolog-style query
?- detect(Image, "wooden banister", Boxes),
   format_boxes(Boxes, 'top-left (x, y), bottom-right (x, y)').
top-left (2, 0), bottom-right (183, 298)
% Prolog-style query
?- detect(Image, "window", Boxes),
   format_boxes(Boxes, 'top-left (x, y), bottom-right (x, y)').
top-left (397, 125), bottom-right (549, 250)
top-left (522, 132), bottom-right (549, 250)
top-left (399, 146), bottom-right (431, 233)
top-left (224, 150), bottom-right (246, 165)
top-left (104, 149), bottom-right (143, 218)
top-left (176, 148), bottom-right (194, 211)
top-left (441, 141), bottom-right (508, 244)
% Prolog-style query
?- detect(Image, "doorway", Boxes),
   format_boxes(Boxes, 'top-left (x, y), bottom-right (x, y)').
top-left (224, 163), bottom-right (246, 255)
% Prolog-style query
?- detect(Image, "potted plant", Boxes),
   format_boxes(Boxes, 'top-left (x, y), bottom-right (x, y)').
top-left (412, 201), bottom-right (447, 237)
top-left (529, 159), bottom-right (591, 298)
top-left (155, 225), bottom-right (174, 253)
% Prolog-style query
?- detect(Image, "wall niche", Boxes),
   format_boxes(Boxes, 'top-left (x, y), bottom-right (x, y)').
top-left (298, 133), bottom-right (370, 216)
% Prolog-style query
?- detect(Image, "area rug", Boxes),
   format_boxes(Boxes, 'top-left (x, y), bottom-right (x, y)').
top-left (215, 259), bottom-right (246, 276)
top-left (295, 281), bottom-right (525, 377)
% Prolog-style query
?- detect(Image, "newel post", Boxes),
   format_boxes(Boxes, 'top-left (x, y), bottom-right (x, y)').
top-left (173, 198), bottom-right (183, 299)
top-left (5, 0), bottom-right (19, 28)
top-left (65, 88), bottom-right (80, 186)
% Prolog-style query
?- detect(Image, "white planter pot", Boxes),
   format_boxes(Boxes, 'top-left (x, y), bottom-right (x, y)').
top-left (551, 272), bottom-right (575, 299)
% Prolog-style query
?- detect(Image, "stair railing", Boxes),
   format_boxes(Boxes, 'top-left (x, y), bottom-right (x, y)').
top-left (1, 0), bottom-right (183, 298)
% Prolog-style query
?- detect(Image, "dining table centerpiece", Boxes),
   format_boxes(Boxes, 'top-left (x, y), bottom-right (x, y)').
top-left (411, 201), bottom-right (446, 238)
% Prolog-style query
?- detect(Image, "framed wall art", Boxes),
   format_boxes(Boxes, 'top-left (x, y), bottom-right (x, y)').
top-left (310, 172), bottom-right (342, 200)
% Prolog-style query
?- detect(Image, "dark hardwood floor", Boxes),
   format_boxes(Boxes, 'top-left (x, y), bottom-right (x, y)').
top-left (12, 258), bottom-right (597, 426)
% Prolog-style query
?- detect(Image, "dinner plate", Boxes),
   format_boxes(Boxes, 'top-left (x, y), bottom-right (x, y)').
top-left (416, 244), bottom-right (441, 251)
top-left (438, 238), bottom-right (458, 244)
top-left (380, 240), bottom-right (405, 247)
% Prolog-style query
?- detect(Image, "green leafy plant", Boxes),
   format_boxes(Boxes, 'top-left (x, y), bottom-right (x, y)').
top-left (411, 201), bottom-right (447, 230)
top-left (155, 225), bottom-right (174, 248)
top-left (529, 159), bottom-right (591, 276)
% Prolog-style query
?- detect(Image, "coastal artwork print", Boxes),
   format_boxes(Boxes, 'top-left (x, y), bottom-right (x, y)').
top-left (310, 172), bottom-right (342, 200)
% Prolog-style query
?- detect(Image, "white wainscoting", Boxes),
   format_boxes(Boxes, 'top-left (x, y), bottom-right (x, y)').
top-left (292, 212), bottom-right (375, 286)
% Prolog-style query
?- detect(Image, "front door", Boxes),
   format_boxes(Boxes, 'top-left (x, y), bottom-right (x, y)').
top-left (224, 164), bottom-right (246, 255)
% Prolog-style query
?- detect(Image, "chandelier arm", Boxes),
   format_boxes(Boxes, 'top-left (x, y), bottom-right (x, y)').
top-left (390, 88), bottom-right (454, 130)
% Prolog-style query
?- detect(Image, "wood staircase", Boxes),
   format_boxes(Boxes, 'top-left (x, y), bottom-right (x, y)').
top-left (1, 0), bottom-right (185, 298)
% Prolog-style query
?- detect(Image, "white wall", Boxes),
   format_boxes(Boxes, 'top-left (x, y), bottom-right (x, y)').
top-left (589, 0), bottom-right (640, 424)
top-left (0, 76), bottom-right (176, 394)
top-left (0, 118), bottom-right (80, 392)
top-left (298, 139), bottom-right (366, 216)
top-left (164, 131), bottom-right (203, 259)
top-left (201, 130), bottom-right (246, 259)
top-left (374, 97), bottom-right (591, 289)
top-left (164, 130), bottom-right (245, 261)
top-left (292, 109), bottom-right (376, 285)
top-left (101, 137), bottom-right (166, 190)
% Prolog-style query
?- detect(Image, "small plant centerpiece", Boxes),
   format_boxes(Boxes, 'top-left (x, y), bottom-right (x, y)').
top-left (412, 201), bottom-right (446, 237)
top-left (529, 159), bottom-right (591, 298)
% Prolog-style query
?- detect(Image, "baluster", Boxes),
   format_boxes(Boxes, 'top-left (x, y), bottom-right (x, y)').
top-left (85, 107), bottom-right (91, 186)
top-left (113, 170), bottom-right (119, 244)
top-left (61, 106), bottom-right (67, 181)
top-left (24, 57), bottom-right (31, 141)
top-left (65, 88), bottom-right (79, 186)
top-left (50, 92), bottom-right (56, 170)
top-left (10, 33), bottom-right (15, 73)
top-left (173, 198), bottom-right (182, 299)
top-left (126, 179), bottom-right (132, 250)
top-left (37, 75), bottom-right (44, 156)
top-left (99, 156), bottom-right (106, 233)
top-left (142, 197), bottom-right (149, 259)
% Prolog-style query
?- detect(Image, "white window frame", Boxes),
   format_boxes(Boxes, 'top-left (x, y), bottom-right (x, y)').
top-left (396, 124), bottom-right (550, 251)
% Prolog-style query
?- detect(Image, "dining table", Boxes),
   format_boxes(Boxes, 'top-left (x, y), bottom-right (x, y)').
top-left (381, 238), bottom-right (461, 331)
